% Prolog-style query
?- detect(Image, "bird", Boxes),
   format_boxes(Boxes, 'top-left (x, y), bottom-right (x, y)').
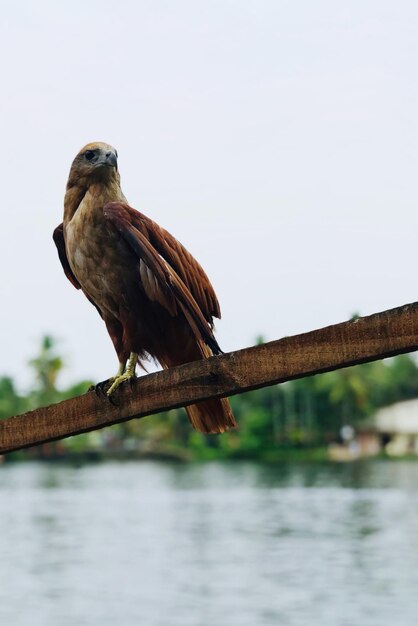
top-left (53, 142), bottom-right (236, 434)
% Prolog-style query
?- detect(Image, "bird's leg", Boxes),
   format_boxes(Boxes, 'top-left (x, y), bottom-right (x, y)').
top-left (106, 352), bottom-right (137, 396)
top-left (113, 361), bottom-right (127, 379)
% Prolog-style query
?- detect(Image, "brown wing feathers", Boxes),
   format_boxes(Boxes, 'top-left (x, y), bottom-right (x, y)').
top-left (103, 202), bottom-right (222, 355)
top-left (141, 216), bottom-right (221, 322)
top-left (116, 207), bottom-right (221, 322)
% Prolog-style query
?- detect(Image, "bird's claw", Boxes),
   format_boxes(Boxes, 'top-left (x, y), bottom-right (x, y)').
top-left (89, 379), bottom-right (121, 404)
top-left (107, 393), bottom-right (119, 406)
top-left (106, 372), bottom-right (136, 396)
top-left (93, 380), bottom-right (109, 396)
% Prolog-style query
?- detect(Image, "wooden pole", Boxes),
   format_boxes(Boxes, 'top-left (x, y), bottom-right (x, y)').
top-left (1, 301), bottom-right (418, 454)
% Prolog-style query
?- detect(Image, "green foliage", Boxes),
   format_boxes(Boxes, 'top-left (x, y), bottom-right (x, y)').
top-left (2, 336), bottom-right (418, 461)
top-left (0, 377), bottom-right (27, 420)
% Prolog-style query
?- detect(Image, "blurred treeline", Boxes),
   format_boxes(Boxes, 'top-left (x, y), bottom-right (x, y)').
top-left (2, 336), bottom-right (418, 461)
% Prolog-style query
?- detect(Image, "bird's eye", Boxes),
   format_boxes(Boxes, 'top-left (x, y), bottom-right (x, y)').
top-left (85, 150), bottom-right (95, 161)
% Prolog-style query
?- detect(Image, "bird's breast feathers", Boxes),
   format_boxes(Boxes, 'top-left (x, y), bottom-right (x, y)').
top-left (64, 202), bottom-right (131, 312)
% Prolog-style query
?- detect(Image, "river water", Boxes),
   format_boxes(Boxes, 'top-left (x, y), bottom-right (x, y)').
top-left (1, 460), bottom-right (418, 626)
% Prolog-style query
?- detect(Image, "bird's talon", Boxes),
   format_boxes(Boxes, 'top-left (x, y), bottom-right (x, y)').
top-left (107, 394), bottom-right (119, 406)
top-left (94, 380), bottom-right (109, 396)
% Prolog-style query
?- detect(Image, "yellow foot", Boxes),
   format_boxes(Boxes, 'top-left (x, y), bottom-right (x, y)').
top-left (106, 352), bottom-right (137, 396)
top-left (106, 371), bottom-right (136, 396)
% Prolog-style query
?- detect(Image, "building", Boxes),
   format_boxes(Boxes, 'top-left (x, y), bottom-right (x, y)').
top-left (373, 398), bottom-right (418, 456)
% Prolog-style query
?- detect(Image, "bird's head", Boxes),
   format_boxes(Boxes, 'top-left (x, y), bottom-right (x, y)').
top-left (66, 141), bottom-right (120, 189)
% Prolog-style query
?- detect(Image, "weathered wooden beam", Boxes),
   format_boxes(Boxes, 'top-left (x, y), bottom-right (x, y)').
top-left (2, 301), bottom-right (418, 454)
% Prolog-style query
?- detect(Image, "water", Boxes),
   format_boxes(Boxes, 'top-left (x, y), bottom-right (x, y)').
top-left (1, 460), bottom-right (418, 626)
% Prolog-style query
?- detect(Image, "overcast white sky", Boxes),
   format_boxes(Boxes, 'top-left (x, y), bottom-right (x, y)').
top-left (1, 0), bottom-right (418, 390)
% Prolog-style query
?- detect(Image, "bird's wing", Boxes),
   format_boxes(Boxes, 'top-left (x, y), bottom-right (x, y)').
top-left (53, 223), bottom-right (81, 290)
top-left (103, 202), bottom-right (222, 354)
top-left (115, 207), bottom-right (221, 323)
top-left (141, 214), bottom-right (221, 322)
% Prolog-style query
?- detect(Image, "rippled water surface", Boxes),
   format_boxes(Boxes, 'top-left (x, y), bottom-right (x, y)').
top-left (1, 460), bottom-right (418, 626)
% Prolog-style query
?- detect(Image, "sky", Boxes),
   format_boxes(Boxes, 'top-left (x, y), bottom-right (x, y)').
top-left (1, 0), bottom-right (418, 390)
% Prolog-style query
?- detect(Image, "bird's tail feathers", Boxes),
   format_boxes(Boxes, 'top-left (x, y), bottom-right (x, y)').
top-left (185, 396), bottom-right (236, 434)
top-left (160, 341), bottom-right (236, 434)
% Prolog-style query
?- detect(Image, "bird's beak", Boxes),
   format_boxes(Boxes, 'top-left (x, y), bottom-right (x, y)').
top-left (96, 151), bottom-right (118, 169)
top-left (104, 151), bottom-right (118, 168)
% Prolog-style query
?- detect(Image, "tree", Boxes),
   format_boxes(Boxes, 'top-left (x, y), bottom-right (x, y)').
top-left (0, 377), bottom-right (27, 420)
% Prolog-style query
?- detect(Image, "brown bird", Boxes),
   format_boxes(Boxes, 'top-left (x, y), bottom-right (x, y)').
top-left (53, 142), bottom-right (236, 434)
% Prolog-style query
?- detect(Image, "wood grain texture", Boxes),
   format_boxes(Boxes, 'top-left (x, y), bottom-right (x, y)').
top-left (2, 301), bottom-right (418, 454)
